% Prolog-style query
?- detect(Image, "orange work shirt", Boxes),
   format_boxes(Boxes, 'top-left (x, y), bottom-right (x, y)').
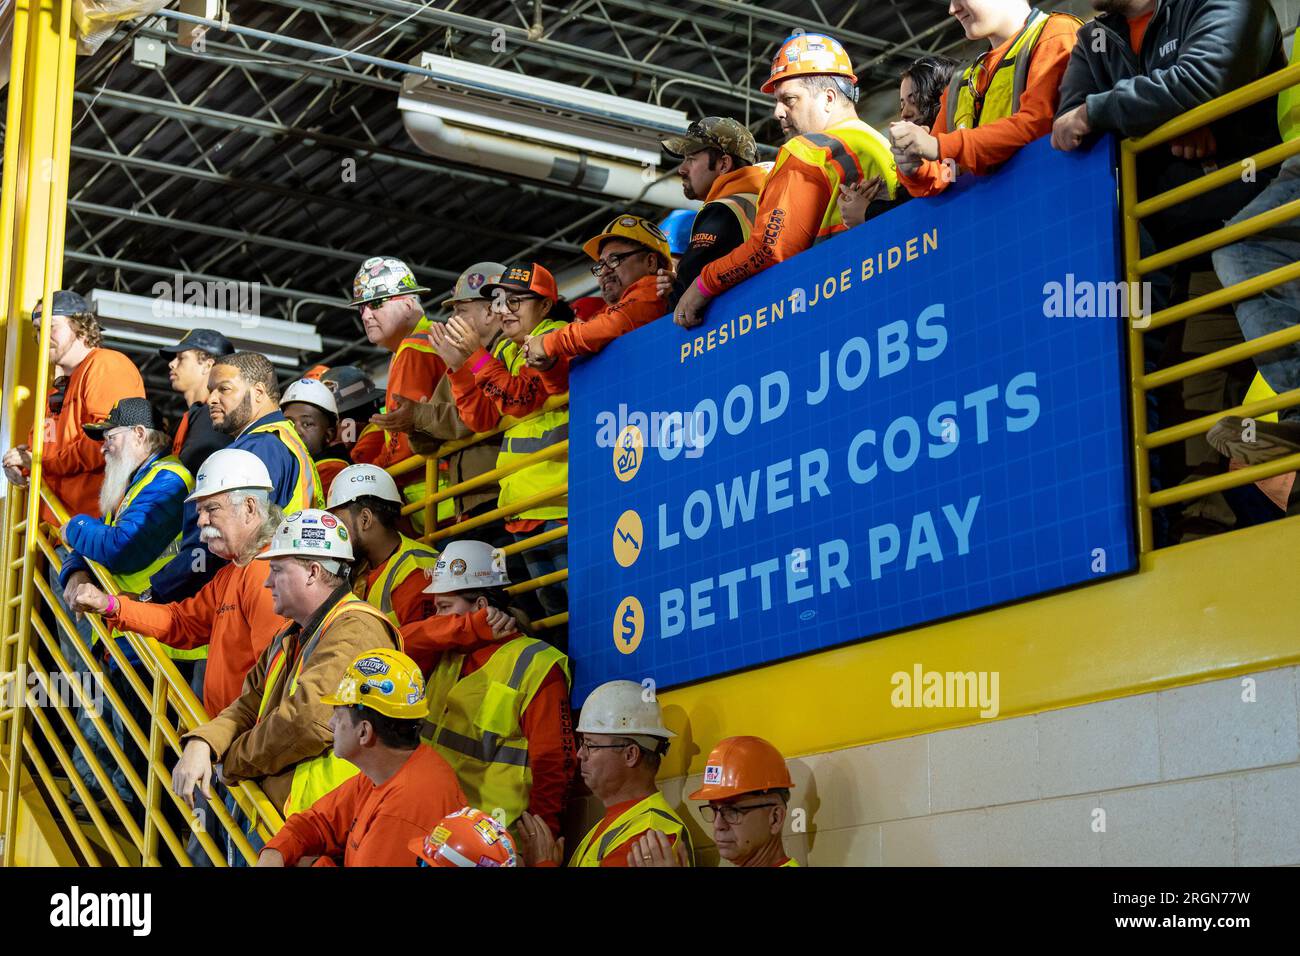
top-left (34, 348), bottom-right (145, 520)
top-left (109, 553), bottom-right (286, 716)
top-left (539, 275), bottom-right (667, 361)
top-left (898, 13), bottom-right (1081, 197)
top-left (356, 333), bottom-right (446, 476)
top-left (264, 744), bottom-right (467, 867)
top-left (1128, 11), bottom-right (1153, 53)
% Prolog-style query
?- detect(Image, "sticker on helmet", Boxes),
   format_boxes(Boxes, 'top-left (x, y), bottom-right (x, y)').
top-left (354, 656), bottom-right (389, 676)
top-left (449, 558), bottom-right (467, 576)
top-left (337, 526), bottom-right (349, 541)
top-left (467, 272), bottom-right (485, 289)
top-left (618, 216), bottom-right (638, 227)
top-left (704, 764), bottom-right (723, 785)
top-left (320, 513), bottom-right (338, 529)
top-left (364, 678), bottom-right (395, 694)
top-left (301, 528), bottom-right (326, 540)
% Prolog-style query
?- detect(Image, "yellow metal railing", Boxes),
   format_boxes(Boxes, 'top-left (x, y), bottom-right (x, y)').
top-left (1122, 57), bottom-right (1300, 552)
top-left (388, 392), bottom-right (571, 632)
top-left (0, 481), bottom-right (284, 865)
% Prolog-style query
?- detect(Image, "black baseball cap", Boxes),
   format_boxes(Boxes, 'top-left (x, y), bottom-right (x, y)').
top-left (32, 291), bottom-right (91, 321)
top-left (83, 398), bottom-right (169, 440)
top-left (159, 328), bottom-right (235, 359)
top-left (320, 365), bottom-right (385, 415)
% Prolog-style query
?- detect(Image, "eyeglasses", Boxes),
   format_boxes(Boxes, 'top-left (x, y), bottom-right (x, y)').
top-left (358, 297), bottom-right (394, 315)
top-left (577, 736), bottom-right (636, 754)
top-left (590, 250), bottom-right (648, 278)
top-left (698, 802), bottom-right (777, 825)
top-left (496, 293), bottom-right (540, 313)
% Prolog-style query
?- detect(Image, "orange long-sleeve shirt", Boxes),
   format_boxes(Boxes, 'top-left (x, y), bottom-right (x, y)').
top-left (540, 275), bottom-right (666, 361)
top-left (32, 348), bottom-right (145, 520)
top-left (357, 326), bottom-right (446, 476)
top-left (404, 610), bottom-right (575, 834)
top-left (109, 554), bottom-right (286, 716)
top-left (264, 743), bottom-right (467, 867)
top-left (898, 14), bottom-right (1080, 197)
top-left (699, 158), bottom-right (829, 296)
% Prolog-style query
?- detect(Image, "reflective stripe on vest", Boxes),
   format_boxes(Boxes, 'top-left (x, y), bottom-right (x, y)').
top-left (569, 791), bottom-right (694, 867)
top-left (248, 419), bottom-right (323, 514)
top-left (104, 456), bottom-right (204, 659)
top-left (709, 190), bottom-right (759, 243)
top-left (945, 9), bottom-right (1066, 132)
top-left (494, 317), bottom-right (569, 522)
top-left (772, 119), bottom-right (898, 242)
top-left (366, 534), bottom-right (440, 627)
top-left (422, 636), bottom-right (571, 827)
top-left (257, 596), bottom-right (400, 815)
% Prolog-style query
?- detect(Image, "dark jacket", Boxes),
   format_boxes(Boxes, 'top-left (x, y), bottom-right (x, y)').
top-left (174, 403), bottom-right (231, 476)
top-left (1057, 0), bottom-right (1285, 153)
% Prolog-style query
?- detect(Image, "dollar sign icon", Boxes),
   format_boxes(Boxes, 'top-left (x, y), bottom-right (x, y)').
top-left (613, 596), bottom-right (644, 655)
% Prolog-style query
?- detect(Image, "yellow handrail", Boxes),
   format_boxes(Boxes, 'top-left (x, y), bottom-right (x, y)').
top-left (1121, 57), bottom-right (1300, 551)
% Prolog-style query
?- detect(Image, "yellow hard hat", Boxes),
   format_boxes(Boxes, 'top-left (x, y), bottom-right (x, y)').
top-left (321, 648), bottom-right (430, 720)
top-left (581, 215), bottom-right (673, 264)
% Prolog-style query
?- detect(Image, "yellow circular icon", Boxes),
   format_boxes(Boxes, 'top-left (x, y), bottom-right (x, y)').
top-left (613, 596), bottom-right (644, 655)
top-left (612, 509), bottom-right (644, 568)
top-left (613, 424), bottom-right (644, 482)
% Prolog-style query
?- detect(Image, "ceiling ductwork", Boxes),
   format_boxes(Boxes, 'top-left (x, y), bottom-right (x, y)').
top-left (399, 52), bottom-right (698, 210)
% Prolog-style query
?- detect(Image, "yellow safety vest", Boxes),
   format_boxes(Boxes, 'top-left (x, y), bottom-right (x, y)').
top-left (421, 636), bottom-right (570, 828)
top-left (494, 318), bottom-right (570, 522)
top-left (248, 418), bottom-right (324, 514)
top-left (1279, 22), bottom-right (1298, 144)
top-left (780, 857), bottom-right (800, 867)
top-left (772, 118), bottom-right (899, 242)
top-left (945, 9), bottom-right (1076, 132)
top-left (365, 534), bottom-right (440, 628)
top-left (388, 317), bottom-right (454, 532)
top-left (708, 190), bottom-right (760, 243)
top-left (257, 595), bottom-right (400, 816)
top-left (104, 455), bottom-right (203, 660)
top-left (568, 790), bottom-right (694, 867)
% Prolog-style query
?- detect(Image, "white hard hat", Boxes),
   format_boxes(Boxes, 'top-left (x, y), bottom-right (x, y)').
top-left (186, 447), bottom-right (274, 503)
top-left (258, 508), bottom-right (354, 571)
top-left (281, 377), bottom-right (339, 418)
top-left (422, 540), bottom-right (509, 594)
top-left (576, 679), bottom-right (675, 749)
top-left (326, 463), bottom-right (402, 510)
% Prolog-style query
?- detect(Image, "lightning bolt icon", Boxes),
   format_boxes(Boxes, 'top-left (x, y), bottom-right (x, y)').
top-left (615, 527), bottom-right (640, 550)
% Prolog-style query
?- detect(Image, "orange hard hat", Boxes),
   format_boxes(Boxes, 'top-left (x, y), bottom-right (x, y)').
top-left (302, 364), bottom-right (330, 380)
top-left (688, 735), bottom-right (794, 801)
top-left (408, 807), bottom-right (519, 868)
top-left (761, 32), bottom-right (857, 95)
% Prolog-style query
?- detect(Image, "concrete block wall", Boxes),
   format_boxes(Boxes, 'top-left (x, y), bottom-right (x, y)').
top-left (576, 666), bottom-right (1300, 866)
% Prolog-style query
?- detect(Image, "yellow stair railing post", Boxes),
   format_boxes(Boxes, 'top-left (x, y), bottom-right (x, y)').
top-left (0, 0), bottom-right (78, 867)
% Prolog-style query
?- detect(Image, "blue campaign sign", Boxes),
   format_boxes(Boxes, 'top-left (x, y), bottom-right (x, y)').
top-left (567, 136), bottom-right (1135, 703)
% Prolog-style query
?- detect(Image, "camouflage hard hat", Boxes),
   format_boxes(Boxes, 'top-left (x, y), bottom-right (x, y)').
top-left (350, 256), bottom-right (430, 307)
top-left (661, 117), bottom-right (758, 165)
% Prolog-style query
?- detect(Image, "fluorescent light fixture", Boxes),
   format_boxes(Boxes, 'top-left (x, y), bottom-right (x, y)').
top-left (89, 288), bottom-right (322, 367)
top-left (401, 52), bottom-right (689, 166)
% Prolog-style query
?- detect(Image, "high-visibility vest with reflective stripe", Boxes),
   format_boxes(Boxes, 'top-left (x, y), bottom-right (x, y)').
top-left (422, 636), bottom-right (571, 828)
top-left (1280, 22), bottom-right (1299, 143)
top-left (569, 790), bottom-right (694, 867)
top-left (257, 596), bottom-right (400, 815)
top-left (365, 534), bottom-right (440, 628)
top-left (780, 857), bottom-right (800, 867)
top-left (707, 189), bottom-right (759, 243)
top-left (247, 418), bottom-right (323, 514)
top-left (104, 455), bottom-right (203, 660)
top-left (494, 317), bottom-right (569, 521)
top-left (772, 118), bottom-right (898, 242)
top-left (945, 9), bottom-right (1073, 132)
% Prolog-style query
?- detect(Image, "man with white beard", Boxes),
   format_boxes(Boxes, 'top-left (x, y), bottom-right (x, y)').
top-left (55, 398), bottom-right (193, 815)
